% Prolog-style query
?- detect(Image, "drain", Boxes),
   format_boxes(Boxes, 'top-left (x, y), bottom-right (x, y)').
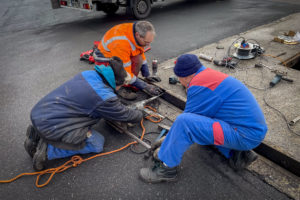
top-left (283, 52), bottom-right (300, 70)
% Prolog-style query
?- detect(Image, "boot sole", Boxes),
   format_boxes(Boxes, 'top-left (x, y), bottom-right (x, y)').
top-left (139, 174), bottom-right (178, 183)
top-left (139, 168), bottom-right (178, 183)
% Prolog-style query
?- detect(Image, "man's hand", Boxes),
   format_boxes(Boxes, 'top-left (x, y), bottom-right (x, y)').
top-left (144, 84), bottom-right (163, 96)
top-left (146, 76), bottom-right (161, 82)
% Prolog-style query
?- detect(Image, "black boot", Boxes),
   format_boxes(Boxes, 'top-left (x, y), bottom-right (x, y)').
top-left (229, 150), bottom-right (258, 171)
top-left (24, 125), bottom-right (40, 158)
top-left (33, 139), bottom-right (48, 171)
top-left (139, 160), bottom-right (178, 183)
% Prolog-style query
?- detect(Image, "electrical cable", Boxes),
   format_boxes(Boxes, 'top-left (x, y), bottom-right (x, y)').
top-left (0, 106), bottom-right (163, 187)
top-left (241, 53), bottom-right (299, 137)
top-left (216, 40), bottom-right (299, 137)
top-left (130, 131), bottom-right (160, 154)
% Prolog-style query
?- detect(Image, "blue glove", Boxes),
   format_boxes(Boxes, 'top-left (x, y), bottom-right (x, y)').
top-left (141, 64), bottom-right (150, 78)
top-left (131, 78), bottom-right (147, 90)
top-left (141, 63), bottom-right (161, 82)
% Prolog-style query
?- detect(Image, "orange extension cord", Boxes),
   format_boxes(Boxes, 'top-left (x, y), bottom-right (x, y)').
top-left (0, 107), bottom-right (162, 188)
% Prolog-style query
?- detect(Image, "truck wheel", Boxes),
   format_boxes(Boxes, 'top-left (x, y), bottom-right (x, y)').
top-left (102, 4), bottom-right (119, 15)
top-left (130, 0), bottom-right (151, 19)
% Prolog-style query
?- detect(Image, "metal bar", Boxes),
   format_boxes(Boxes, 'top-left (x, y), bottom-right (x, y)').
top-left (107, 121), bottom-right (151, 149)
top-left (123, 129), bottom-right (151, 149)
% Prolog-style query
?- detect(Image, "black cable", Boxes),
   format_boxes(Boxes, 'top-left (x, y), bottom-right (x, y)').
top-left (130, 138), bottom-right (152, 154)
top-left (129, 131), bottom-right (160, 154)
top-left (263, 90), bottom-right (300, 137)
top-left (217, 36), bottom-right (299, 137)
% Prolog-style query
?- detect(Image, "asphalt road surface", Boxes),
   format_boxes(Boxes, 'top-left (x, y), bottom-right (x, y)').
top-left (1, 0), bottom-right (300, 199)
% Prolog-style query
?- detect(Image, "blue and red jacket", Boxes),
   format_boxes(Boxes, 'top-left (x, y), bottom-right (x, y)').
top-left (185, 66), bottom-right (268, 143)
top-left (30, 70), bottom-right (142, 150)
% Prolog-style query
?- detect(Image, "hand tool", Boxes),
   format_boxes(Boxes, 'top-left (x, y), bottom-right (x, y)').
top-left (213, 57), bottom-right (237, 68)
top-left (144, 124), bottom-right (171, 160)
top-left (155, 124), bottom-right (171, 142)
top-left (108, 95), bottom-right (164, 149)
top-left (106, 120), bottom-right (151, 149)
top-left (169, 75), bottom-right (179, 84)
top-left (128, 95), bottom-right (162, 110)
top-left (269, 70), bottom-right (293, 87)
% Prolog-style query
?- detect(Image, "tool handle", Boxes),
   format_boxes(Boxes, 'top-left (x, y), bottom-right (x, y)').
top-left (155, 129), bottom-right (167, 142)
top-left (255, 63), bottom-right (264, 68)
top-left (282, 77), bottom-right (294, 83)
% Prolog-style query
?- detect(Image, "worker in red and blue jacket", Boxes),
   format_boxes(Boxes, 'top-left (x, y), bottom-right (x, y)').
top-left (24, 57), bottom-right (143, 171)
top-left (140, 54), bottom-right (268, 183)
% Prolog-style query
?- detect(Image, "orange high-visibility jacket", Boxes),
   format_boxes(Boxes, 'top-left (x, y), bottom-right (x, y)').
top-left (98, 23), bottom-right (147, 80)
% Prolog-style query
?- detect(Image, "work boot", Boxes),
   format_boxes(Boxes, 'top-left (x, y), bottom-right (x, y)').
top-left (229, 150), bottom-right (258, 171)
top-left (24, 125), bottom-right (40, 158)
top-left (117, 87), bottom-right (137, 100)
top-left (139, 160), bottom-right (178, 183)
top-left (32, 139), bottom-right (48, 171)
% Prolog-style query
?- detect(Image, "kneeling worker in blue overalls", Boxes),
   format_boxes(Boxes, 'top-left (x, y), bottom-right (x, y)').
top-left (24, 57), bottom-right (143, 171)
top-left (140, 54), bottom-right (268, 183)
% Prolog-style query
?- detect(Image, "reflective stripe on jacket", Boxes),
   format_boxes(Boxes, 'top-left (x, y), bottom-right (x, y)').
top-left (98, 23), bottom-right (147, 78)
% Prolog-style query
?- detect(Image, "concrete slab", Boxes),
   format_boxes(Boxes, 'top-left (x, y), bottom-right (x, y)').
top-left (149, 13), bottom-right (300, 176)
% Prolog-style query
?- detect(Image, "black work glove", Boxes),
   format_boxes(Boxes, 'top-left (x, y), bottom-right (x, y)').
top-left (146, 76), bottom-right (161, 82)
top-left (143, 84), bottom-right (163, 96)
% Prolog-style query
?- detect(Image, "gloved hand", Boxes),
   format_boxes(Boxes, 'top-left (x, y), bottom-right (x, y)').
top-left (141, 64), bottom-right (150, 78)
top-left (146, 76), bottom-right (161, 82)
top-left (143, 84), bottom-right (163, 96)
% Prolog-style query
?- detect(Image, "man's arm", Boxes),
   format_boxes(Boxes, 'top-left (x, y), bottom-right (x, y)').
top-left (95, 96), bottom-right (143, 123)
top-left (140, 52), bottom-right (150, 77)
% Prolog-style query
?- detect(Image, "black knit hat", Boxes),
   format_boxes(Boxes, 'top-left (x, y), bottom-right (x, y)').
top-left (109, 57), bottom-right (127, 86)
top-left (174, 54), bottom-right (202, 77)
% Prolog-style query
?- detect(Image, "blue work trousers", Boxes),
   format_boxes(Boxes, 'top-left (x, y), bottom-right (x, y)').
top-left (47, 130), bottom-right (105, 160)
top-left (158, 113), bottom-right (261, 167)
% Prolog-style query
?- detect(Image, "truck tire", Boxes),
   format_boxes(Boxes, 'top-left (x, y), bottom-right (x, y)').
top-left (102, 4), bottom-right (119, 15)
top-left (128, 0), bottom-right (151, 19)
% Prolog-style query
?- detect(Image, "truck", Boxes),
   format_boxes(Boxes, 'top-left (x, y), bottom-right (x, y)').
top-left (50, 0), bottom-right (159, 19)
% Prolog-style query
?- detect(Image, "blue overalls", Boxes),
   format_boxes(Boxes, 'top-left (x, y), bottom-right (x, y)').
top-left (158, 66), bottom-right (268, 167)
top-left (47, 130), bottom-right (105, 160)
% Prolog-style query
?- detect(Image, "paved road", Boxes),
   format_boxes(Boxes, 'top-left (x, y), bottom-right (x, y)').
top-left (1, 0), bottom-right (299, 199)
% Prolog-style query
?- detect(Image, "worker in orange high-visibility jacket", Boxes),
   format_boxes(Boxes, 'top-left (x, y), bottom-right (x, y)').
top-left (94, 21), bottom-right (162, 100)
